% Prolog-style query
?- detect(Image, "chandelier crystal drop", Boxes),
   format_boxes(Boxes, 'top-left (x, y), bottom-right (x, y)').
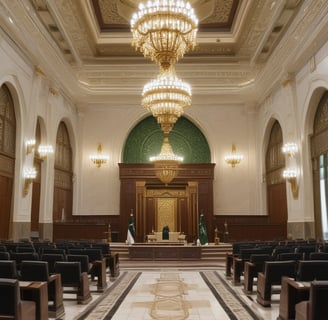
top-left (131, 0), bottom-right (198, 70)
top-left (150, 136), bottom-right (183, 185)
top-left (142, 68), bottom-right (191, 134)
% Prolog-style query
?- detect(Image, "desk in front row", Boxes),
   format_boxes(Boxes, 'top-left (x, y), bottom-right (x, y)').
top-left (128, 244), bottom-right (201, 260)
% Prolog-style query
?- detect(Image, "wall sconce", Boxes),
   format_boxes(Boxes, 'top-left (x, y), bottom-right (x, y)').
top-left (224, 144), bottom-right (243, 167)
top-left (282, 142), bottom-right (298, 157)
top-left (283, 168), bottom-right (299, 199)
top-left (89, 143), bottom-right (109, 168)
top-left (26, 139), bottom-right (36, 154)
top-left (38, 144), bottom-right (54, 160)
top-left (23, 167), bottom-right (37, 196)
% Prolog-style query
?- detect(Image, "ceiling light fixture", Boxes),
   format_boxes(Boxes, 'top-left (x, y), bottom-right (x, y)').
top-left (131, 0), bottom-right (198, 70)
top-left (142, 67), bottom-right (191, 135)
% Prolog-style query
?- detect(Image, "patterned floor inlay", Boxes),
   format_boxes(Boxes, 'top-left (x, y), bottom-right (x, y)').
top-left (80, 270), bottom-right (267, 320)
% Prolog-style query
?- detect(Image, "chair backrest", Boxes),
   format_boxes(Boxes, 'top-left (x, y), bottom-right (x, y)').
top-left (16, 246), bottom-right (36, 253)
top-left (66, 254), bottom-right (90, 273)
top-left (0, 260), bottom-right (18, 279)
top-left (54, 261), bottom-right (82, 285)
top-left (264, 260), bottom-right (296, 284)
top-left (41, 253), bottom-right (65, 274)
top-left (0, 252), bottom-right (10, 260)
top-left (295, 245), bottom-right (317, 260)
top-left (277, 252), bottom-right (304, 261)
top-left (309, 280), bottom-right (328, 320)
top-left (83, 249), bottom-right (103, 262)
top-left (20, 260), bottom-right (50, 282)
top-left (297, 260), bottom-right (328, 281)
top-left (41, 248), bottom-right (66, 255)
top-left (0, 278), bottom-right (20, 316)
top-left (0, 245), bottom-right (7, 252)
top-left (10, 252), bottom-right (39, 263)
top-left (309, 252), bottom-right (328, 260)
top-left (92, 243), bottom-right (110, 254)
top-left (272, 246), bottom-right (294, 259)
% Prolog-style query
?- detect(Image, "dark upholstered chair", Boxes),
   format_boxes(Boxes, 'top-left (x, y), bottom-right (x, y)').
top-left (66, 254), bottom-right (90, 273)
top-left (295, 280), bottom-right (328, 320)
top-left (41, 253), bottom-right (65, 274)
top-left (0, 260), bottom-right (18, 279)
top-left (0, 278), bottom-right (36, 320)
top-left (232, 247), bottom-right (272, 285)
top-left (54, 261), bottom-right (91, 304)
top-left (295, 245), bottom-right (317, 260)
top-left (92, 243), bottom-right (120, 278)
top-left (272, 246), bottom-right (294, 260)
top-left (20, 260), bottom-right (65, 318)
top-left (0, 252), bottom-right (10, 260)
top-left (256, 260), bottom-right (296, 307)
top-left (243, 254), bottom-right (272, 294)
top-left (296, 260), bottom-right (328, 281)
top-left (10, 252), bottom-right (39, 271)
top-left (68, 249), bottom-right (107, 291)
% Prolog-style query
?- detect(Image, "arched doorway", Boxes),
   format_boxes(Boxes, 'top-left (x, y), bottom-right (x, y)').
top-left (311, 91), bottom-right (328, 240)
top-left (265, 120), bottom-right (287, 238)
top-left (0, 84), bottom-right (16, 240)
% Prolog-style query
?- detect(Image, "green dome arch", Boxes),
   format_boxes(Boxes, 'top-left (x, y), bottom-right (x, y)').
top-left (122, 116), bottom-right (211, 163)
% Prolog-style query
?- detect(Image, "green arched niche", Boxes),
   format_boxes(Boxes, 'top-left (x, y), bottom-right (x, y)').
top-left (123, 116), bottom-right (211, 163)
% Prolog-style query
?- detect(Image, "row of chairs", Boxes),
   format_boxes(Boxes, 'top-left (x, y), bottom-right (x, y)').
top-left (0, 250), bottom-right (109, 292)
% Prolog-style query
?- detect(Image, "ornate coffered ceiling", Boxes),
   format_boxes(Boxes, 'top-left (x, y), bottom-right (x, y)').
top-left (1, 0), bottom-right (328, 107)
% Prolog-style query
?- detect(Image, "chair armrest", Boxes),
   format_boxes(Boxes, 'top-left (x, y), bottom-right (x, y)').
top-left (295, 301), bottom-right (309, 320)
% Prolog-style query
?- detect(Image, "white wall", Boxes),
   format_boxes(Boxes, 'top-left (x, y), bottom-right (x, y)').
top-left (257, 40), bottom-right (328, 224)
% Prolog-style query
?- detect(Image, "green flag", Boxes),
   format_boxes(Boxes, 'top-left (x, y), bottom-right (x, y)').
top-left (127, 212), bottom-right (135, 244)
top-left (199, 213), bottom-right (208, 245)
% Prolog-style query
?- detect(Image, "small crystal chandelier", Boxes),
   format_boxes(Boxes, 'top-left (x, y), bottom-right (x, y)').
top-left (224, 144), bottom-right (244, 167)
top-left (131, 0), bottom-right (198, 70)
top-left (150, 136), bottom-right (183, 185)
top-left (142, 67), bottom-right (191, 135)
top-left (89, 143), bottom-right (109, 168)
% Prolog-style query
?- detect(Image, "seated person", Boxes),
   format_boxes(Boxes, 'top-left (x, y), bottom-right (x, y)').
top-left (162, 226), bottom-right (169, 240)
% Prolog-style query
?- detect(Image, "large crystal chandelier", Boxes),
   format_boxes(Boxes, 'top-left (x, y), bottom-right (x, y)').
top-left (150, 136), bottom-right (183, 185)
top-left (131, 0), bottom-right (198, 70)
top-left (142, 67), bottom-right (191, 135)
top-left (131, 0), bottom-right (197, 184)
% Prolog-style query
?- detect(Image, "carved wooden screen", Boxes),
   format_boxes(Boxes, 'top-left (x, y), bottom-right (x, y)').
top-left (311, 91), bottom-right (328, 239)
top-left (265, 121), bottom-right (287, 229)
top-left (31, 119), bottom-right (42, 232)
top-left (0, 84), bottom-right (16, 239)
top-left (53, 121), bottom-right (73, 222)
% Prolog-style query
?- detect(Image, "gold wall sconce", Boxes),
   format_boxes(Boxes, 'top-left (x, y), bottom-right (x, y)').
top-left (23, 167), bottom-right (37, 196)
top-left (282, 142), bottom-right (298, 157)
top-left (224, 144), bottom-right (244, 167)
top-left (38, 144), bottom-right (54, 160)
top-left (26, 139), bottom-right (36, 154)
top-left (89, 143), bottom-right (109, 168)
top-left (283, 168), bottom-right (299, 199)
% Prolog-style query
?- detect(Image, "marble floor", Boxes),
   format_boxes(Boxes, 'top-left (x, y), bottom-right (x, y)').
top-left (56, 266), bottom-right (280, 320)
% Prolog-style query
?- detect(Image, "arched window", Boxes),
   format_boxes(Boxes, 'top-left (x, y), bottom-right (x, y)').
top-left (265, 120), bottom-right (287, 232)
top-left (0, 84), bottom-right (16, 239)
top-left (53, 121), bottom-right (73, 222)
top-left (311, 91), bottom-right (328, 240)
